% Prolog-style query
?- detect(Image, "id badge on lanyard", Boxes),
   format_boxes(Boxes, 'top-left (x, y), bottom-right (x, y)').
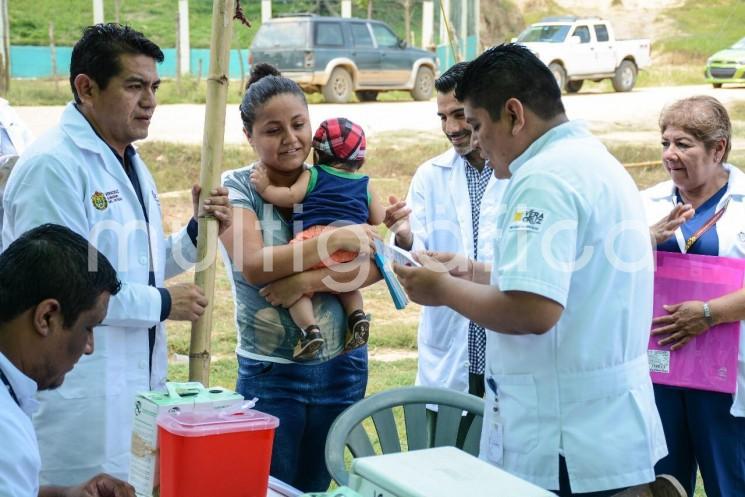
top-left (485, 376), bottom-right (504, 465)
top-left (674, 196), bottom-right (730, 254)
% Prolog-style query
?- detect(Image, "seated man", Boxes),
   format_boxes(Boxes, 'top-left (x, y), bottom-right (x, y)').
top-left (0, 223), bottom-right (134, 497)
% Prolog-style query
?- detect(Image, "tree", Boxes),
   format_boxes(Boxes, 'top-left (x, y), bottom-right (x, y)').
top-left (399, 0), bottom-right (411, 43)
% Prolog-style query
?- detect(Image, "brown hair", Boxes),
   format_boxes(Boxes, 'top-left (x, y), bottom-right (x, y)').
top-left (659, 95), bottom-right (731, 163)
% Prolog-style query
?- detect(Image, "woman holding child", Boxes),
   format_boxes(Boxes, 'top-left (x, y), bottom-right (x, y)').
top-left (220, 64), bottom-right (381, 492)
top-left (643, 95), bottom-right (745, 497)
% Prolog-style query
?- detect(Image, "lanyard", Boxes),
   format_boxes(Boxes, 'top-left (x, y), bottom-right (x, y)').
top-left (681, 196), bottom-right (730, 253)
top-left (0, 367), bottom-right (20, 408)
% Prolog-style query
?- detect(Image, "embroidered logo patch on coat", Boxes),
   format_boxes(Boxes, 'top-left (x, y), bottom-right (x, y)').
top-left (91, 191), bottom-right (108, 211)
top-left (508, 208), bottom-right (545, 232)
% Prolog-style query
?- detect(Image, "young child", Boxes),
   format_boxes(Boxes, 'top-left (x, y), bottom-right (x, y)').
top-left (250, 117), bottom-right (385, 360)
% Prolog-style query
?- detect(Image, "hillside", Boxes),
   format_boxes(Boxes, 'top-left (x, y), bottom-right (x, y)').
top-left (8, 0), bottom-right (424, 49)
top-left (482, 0), bottom-right (745, 64)
top-left (8, 0), bottom-right (745, 63)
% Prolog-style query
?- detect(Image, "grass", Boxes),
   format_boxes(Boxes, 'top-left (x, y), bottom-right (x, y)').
top-left (637, 64), bottom-right (706, 88)
top-left (656, 0), bottom-right (745, 64)
top-left (4, 77), bottom-right (424, 106)
top-left (520, 0), bottom-right (567, 27)
top-left (8, 0), bottom-right (422, 49)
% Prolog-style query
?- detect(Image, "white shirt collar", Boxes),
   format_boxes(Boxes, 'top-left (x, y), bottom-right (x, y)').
top-left (646, 163), bottom-right (745, 201)
top-left (430, 147), bottom-right (462, 169)
top-left (0, 351), bottom-right (39, 417)
top-left (508, 120), bottom-right (590, 176)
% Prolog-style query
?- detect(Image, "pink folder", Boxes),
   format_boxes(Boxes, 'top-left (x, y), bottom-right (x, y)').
top-left (649, 251), bottom-right (744, 393)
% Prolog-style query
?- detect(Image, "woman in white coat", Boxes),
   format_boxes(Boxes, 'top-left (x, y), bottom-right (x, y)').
top-left (643, 95), bottom-right (745, 497)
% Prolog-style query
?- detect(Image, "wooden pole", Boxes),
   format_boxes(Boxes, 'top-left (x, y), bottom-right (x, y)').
top-left (439, 0), bottom-right (461, 64)
top-left (189, 0), bottom-right (236, 385)
top-left (237, 47), bottom-right (246, 94)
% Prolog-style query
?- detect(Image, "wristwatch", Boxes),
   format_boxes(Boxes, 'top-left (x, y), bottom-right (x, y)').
top-left (703, 302), bottom-right (715, 327)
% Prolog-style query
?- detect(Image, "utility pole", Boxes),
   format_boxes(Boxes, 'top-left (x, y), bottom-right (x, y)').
top-left (422, 0), bottom-right (434, 49)
top-left (93, 0), bottom-right (104, 24)
top-left (261, 0), bottom-right (271, 21)
top-left (341, 0), bottom-right (351, 17)
top-left (178, 0), bottom-right (191, 76)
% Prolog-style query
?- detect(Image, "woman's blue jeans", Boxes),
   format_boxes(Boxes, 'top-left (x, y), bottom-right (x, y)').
top-left (236, 347), bottom-right (368, 492)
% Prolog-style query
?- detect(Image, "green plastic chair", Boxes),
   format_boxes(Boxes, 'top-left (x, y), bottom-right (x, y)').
top-left (324, 386), bottom-right (485, 486)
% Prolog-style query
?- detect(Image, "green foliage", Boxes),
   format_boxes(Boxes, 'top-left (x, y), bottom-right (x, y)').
top-left (520, 0), bottom-right (568, 27)
top-left (9, 0), bottom-right (422, 48)
top-left (656, 0), bottom-right (745, 63)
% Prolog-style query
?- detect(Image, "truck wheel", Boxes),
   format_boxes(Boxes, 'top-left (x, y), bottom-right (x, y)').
top-left (612, 60), bottom-right (637, 92)
top-left (566, 80), bottom-right (583, 93)
top-left (323, 67), bottom-right (353, 103)
top-left (356, 90), bottom-right (379, 102)
top-left (548, 63), bottom-right (566, 92)
top-left (411, 66), bottom-right (434, 101)
top-left (713, 83), bottom-right (723, 89)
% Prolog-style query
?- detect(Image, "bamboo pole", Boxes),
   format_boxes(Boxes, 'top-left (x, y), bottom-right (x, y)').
top-left (189, 0), bottom-right (236, 385)
top-left (439, 0), bottom-right (461, 64)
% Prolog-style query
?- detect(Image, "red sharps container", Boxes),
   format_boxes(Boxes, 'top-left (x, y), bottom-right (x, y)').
top-left (158, 404), bottom-right (279, 497)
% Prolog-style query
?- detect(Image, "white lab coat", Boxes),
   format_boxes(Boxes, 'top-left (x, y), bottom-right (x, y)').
top-left (0, 98), bottom-right (32, 243)
top-left (482, 121), bottom-right (666, 493)
top-left (642, 163), bottom-right (745, 417)
top-left (1, 103), bottom-right (197, 484)
top-left (0, 98), bottom-right (32, 156)
top-left (404, 148), bottom-right (507, 393)
top-left (0, 352), bottom-right (41, 497)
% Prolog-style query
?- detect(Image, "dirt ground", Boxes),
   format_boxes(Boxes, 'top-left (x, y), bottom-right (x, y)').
top-left (16, 83), bottom-right (745, 149)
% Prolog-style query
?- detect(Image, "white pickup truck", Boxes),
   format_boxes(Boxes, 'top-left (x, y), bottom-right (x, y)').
top-left (515, 16), bottom-right (651, 93)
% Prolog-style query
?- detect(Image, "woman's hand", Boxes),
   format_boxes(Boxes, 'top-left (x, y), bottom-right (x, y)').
top-left (327, 224), bottom-right (379, 255)
top-left (650, 202), bottom-right (694, 246)
top-left (260, 274), bottom-right (306, 308)
top-left (249, 164), bottom-right (270, 193)
top-left (651, 300), bottom-right (711, 350)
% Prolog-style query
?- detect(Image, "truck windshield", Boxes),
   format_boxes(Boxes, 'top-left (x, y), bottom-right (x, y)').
top-left (517, 25), bottom-right (570, 43)
top-left (252, 21), bottom-right (307, 49)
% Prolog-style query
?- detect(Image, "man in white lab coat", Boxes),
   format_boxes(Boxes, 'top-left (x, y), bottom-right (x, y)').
top-left (0, 224), bottom-right (134, 497)
top-left (0, 98), bottom-right (32, 242)
top-left (384, 62), bottom-right (507, 398)
top-left (2, 24), bottom-right (231, 484)
top-left (394, 44), bottom-right (666, 496)
top-left (0, 98), bottom-right (32, 158)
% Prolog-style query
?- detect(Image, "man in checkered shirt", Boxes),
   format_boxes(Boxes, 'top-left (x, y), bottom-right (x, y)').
top-left (384, 63), bottom-right (508, 398)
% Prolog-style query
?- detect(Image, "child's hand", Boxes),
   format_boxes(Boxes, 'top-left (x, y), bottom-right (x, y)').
top-left (250, 165), bottom-right (270, 193)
